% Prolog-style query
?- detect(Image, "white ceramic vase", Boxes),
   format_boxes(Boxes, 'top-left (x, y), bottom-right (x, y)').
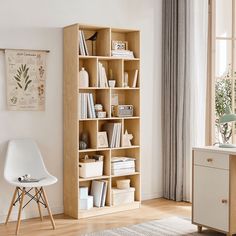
top-left (79, 67), bottom-right (89, 87)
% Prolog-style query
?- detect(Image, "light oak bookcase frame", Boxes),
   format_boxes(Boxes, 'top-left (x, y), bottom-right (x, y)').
top-left (63, 23), bottom-right (140, 219)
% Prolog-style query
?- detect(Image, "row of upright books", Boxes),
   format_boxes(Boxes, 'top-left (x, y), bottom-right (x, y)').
top-left (98, 62), bottom-right (108, 87)
top-left (79, 30), bottom-right (89, 56)
top-left (103, 123), bottom-right (122, 148)
top-left (79, 93), bottom-right (96, 119)
top-left (91, 180), bottom-right (108, 207)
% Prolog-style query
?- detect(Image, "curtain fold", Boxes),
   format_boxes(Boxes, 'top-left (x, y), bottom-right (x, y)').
top-left (162, 0), bottom-right (208, 201)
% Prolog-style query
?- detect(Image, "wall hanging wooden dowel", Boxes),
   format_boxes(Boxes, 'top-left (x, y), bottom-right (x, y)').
top-left (0, 48), bottom-right (50, 53)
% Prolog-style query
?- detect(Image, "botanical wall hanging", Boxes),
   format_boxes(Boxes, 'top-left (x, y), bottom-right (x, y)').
top-left (5, 49), bottom-right (47, 111)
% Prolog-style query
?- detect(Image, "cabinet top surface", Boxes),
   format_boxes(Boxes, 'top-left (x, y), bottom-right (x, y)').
top-left (193, 146), bottom-right (236, 155)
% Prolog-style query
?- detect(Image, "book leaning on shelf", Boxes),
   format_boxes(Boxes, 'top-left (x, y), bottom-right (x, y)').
top-left (103, 123), bottom-right (121, 148)
top-left (90, 180), bottom-right (108, 207)
top-left (79, 93), bottom-right (96, 119)
top-left (98, 62), bottom-right (108, 87)
top-left (79, 30), bottom-right (89, 56)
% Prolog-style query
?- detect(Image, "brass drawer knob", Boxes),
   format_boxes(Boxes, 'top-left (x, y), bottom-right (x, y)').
top-left (222, 199), bottom-right (228, 204)
top-left (207, 158), bottom-right (213, 162)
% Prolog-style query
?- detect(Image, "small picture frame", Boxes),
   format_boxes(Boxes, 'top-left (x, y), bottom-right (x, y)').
top-left (112, 40), bottom-right (128, 50)
top-left (97, 132), bottom-right (108, 148)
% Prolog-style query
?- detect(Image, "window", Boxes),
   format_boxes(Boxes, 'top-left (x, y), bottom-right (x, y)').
top-left (212, 0), bottom-right (236, 144)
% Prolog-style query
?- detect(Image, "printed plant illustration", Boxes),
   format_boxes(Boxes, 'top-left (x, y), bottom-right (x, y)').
top-left (13, 64), bottom-right (32, 91)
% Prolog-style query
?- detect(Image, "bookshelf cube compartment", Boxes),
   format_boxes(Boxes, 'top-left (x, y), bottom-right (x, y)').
top-left (98, 119), bottom-right (122, 148)
top-left (80, 26), bottom-right (111, 56)
top-left (98, 59), bottom-right (123, 87)
top-left (123, 119), bottom-right (140, 147)
top-left (111, 148), bottom-right (140, 173)
top-left (124, 60), bottom-right (140, 88)
top-left (79, 178), bottom-right (111, 207)
top-left (79, 120), bottom-right (97, 150)
top-left (79, 150), bottom-right (111, 176)
top-left (79, 89), bottom-right (110, 118)
top-left (111, 90), bottom-right (140, 117)
top-left (112, 174), bottom-right (140, 202)
top-left (79, 58), bottom-right (97, 87)
top-left (111, 29), bottom-right (140, 58)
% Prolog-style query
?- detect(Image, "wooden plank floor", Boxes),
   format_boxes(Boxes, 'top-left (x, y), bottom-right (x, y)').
top-left (0, 198), bottom-right (191, 236)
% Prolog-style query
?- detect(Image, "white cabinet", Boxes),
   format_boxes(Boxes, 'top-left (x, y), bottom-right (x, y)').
top-left (192, 148), bottom-right (236, 236)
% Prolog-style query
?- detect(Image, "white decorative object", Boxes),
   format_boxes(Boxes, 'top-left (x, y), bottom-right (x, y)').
top-left (124, 72), bottom-right (129, 87)
top-left (79, 187), bottom-right (89, 199)
top-left (122, 130), bottom-right (133, 147)
top-left (79, 195), bottom-right (93, 210)
top-left (108, 80), bottom-right (116, 88)
top-left (79, 67), bottom-right (89, 87)
top-left (5, 49), bottom-right (47, 111)
top-left (97, 111), bottom-right (106, 118)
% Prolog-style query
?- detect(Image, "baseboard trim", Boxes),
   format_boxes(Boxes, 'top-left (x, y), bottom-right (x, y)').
top-left (142, 192), bottom-right (163, 201)
top-left (0, 206), bottom-right (63, 224)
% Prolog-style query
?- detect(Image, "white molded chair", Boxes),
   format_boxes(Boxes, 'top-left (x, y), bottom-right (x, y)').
top-left (4, 139), bottom-right (57, 235)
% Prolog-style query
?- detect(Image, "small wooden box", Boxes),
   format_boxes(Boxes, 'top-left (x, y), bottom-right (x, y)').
top-left (112, 187), bottom-right (135, 206)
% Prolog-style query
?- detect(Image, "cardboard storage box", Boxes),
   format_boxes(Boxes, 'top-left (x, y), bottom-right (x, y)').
top-left (79, 187), bottom-right (88, 199)
top-left (112, 187), bottom-right (135, 206)
top-left (79, 161), bottom-right (103, 178)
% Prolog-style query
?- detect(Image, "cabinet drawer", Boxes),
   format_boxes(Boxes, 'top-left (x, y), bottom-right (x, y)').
top-left (194, 151), bottom-right (229, 170)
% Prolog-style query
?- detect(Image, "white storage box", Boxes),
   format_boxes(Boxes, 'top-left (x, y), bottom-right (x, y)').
top-left (112, 187), bottom-right (135, 206)
top-left (79, 161), bottom-right (103, 178)
top-left (79, 187), bottom-right (88, 199)
top-left (79, 195), bottom-right (93, 210)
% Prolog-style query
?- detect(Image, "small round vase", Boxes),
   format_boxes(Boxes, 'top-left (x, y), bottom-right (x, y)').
top-left (79, 67), bottom-right (89, 87)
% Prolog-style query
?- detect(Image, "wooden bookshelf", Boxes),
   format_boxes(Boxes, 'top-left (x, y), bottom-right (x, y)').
top-left (63, 23), bottom-right (140, 219)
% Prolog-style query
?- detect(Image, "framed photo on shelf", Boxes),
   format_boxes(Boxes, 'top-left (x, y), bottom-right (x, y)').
top-left (97, 132), bottom-right (109, 148)
top-left (111, 40), bottom-right (128, 50)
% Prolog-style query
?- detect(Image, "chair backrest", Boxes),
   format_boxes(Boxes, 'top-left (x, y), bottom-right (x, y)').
top-left (4, 139), bottom-right (49, 182)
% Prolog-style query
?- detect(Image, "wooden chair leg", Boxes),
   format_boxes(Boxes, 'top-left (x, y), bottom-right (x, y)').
top-left (41, 187), bottom-right (56, 229)
top-left (35, 187), bottom-right (43, 221)
top-left (197, 225), bottom-right (202, 233)
top-left (5, 187), bottom-right (18, 225)
top-left (16, 187), bottom-right (25, 235)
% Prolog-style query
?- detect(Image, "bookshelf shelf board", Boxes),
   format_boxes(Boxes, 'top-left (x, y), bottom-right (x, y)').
top-left (79, 87), bottom-right (110, 90)
top-left (78, 87), bottom-right (139, 90)
top-left (111, 172), bottom-right (140, 178)
top-left (79, 116), bottom-right (140, 121)
top-left (79, 175), bottom-right (110, 182)
top-left (79, 55), bottom-right (140, 61)
top-left (78, 201), bottom-right (141, 219)
top-left (78, 145), bottom-right (140, 153)
top-left (78, 148), bottom-right (110, 153)
top-left (111, 87), bottom-right (140, 90)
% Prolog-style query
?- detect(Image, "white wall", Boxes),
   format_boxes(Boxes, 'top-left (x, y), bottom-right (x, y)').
top-left (0, 0), bottom-right (162, 222)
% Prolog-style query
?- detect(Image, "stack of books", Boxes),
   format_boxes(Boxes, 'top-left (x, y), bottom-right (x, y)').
top-left (98, 62), bottom-right (108, 87)
top-left (111, 157), bottom-right (135, 175)
top-left (79, 93), bottom-right (96, 119)
top-left (79, 30), bottom-right (89, 56)
top-left (90, 180), bottom-right (108, 207)
top-left (111, 50), bottom-right (134, 58)
top-left (103, 123), bottom-right (122, 148)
